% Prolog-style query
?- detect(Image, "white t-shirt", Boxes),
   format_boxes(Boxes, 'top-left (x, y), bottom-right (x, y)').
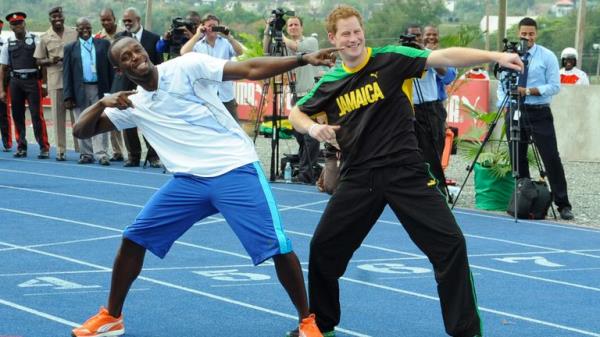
top-left (105, 53), bottom-right (258, 177)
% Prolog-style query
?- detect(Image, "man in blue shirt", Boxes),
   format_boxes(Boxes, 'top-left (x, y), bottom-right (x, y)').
top-left (497, 17), bottom-right (573, 220)
top-left (64, 18), bottom-right (113, 165)
top-left (181, 13), bottom-right (244, 121)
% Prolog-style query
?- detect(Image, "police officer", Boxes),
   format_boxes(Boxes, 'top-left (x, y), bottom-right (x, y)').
top-left (0, 12), bottom-right (50, 159)
top-left (0, 19), bottom-right (13, 152)
top-left (35, 6), bottom-right (78, 161)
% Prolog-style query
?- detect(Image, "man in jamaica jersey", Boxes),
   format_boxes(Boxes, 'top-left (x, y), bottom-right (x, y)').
top-left (288, 5), bottom-right (523, 337)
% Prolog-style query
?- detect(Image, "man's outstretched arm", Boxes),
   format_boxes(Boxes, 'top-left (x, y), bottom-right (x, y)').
top-left (222, 47), bottom-right (338, 81)
top-left (73, 91), bottom-right (136, 139)
top-left (427, 47), bottom-right (523, 72)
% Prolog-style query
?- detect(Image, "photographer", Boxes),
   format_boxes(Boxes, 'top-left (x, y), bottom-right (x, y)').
top-left (263, 14), bottom-right (321, 184)
top-left (497, 17), bottom-right (573, 220)
top-left (180, 13), bottom-right (243, 121)
top-left (405, 24), bottom-right (450, 192)
top-left (156, 11), bottom-right (200, 59)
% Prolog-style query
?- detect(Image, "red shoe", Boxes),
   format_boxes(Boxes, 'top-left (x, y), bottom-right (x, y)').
top-left (71, 307), bottom-right (124, 337)
top-left (298, 314), bottom-right (323, 337)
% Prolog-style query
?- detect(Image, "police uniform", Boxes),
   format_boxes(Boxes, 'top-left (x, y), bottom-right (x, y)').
top-left (34, 6), bottom-right (79, 159)
top-left (0, 12), bottom-right (49, 158)
top-left (0, 19), bottom-right (13, 151)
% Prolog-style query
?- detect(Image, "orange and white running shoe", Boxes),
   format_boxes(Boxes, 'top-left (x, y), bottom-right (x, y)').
top-left (298, 314), bottom-right (323, 337)
top-left (71, 307), bottom-right (124, 337)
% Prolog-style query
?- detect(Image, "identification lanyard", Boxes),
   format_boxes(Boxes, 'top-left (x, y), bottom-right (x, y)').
top-left (82, 40), bottom-right (96, 74)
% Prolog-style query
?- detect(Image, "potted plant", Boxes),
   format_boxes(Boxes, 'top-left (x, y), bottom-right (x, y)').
top-left (456, 104), bottom-right (534, 211)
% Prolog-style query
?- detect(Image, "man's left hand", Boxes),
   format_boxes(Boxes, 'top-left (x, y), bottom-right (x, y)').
top-left (304, 47), bottom-right (341, 67)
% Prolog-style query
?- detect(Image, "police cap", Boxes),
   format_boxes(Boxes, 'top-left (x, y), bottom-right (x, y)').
top-left (6, 12), bottom-right (27, 24)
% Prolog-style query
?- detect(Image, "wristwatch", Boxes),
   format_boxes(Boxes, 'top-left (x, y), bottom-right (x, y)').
top-left (525, 88), bottom-right (531, 96)
top-left (296, 52), bottom-right (308, 66)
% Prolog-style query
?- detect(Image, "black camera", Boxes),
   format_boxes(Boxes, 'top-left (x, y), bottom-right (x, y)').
top-left (495, 37), bottom-right (529, 78)
top-left (399, 34), bottom-right (421, 49)
top-left (502, 38), bottom-right (529, 57)
top-left (268, 8), bottom-right (295, 36)
top-left (170, 17), bottom-right (195, 42)
top-left (211, 25), bottom-right (230, 35)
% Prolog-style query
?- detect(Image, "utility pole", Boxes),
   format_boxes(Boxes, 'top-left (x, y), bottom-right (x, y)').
top-left (497, 0), bottom-right (507, 52)
top-left (145, 0), bottom-right (153, 31)
top-left (575, 0), bottom-right (587, 60)
top-left (485, 1), bottom-right (491, 51)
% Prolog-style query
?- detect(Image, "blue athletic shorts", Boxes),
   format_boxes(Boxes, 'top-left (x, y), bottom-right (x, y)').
top-left (123, 162), bottom-right (293, 265)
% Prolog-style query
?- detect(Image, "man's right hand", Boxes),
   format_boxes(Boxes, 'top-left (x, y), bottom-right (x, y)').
top-left (64, 99), bottom-right (74, 110)
top-left (0, 90), bottom-right (6, 103)
top-left (304, 48), bottom-right (341, 68)
top-left (100, 91), bottom-right (137, 110)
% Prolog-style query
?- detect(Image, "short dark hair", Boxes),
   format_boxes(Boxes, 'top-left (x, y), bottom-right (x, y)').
top-left (405, 23), bottom-right (421, 34)
top-left (201, 13), bottom-right (220, 24)
top-left (518, 17), bottom-right (537, 29)
top-left (108, 35), bottom-right (131, 66)
top-left (100, 8), bottom-right (115, 19)
top-left (287, 16), bottom-right (303, 26)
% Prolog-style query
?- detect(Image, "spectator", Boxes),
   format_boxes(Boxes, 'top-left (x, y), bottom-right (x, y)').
top-left (63, 18), bottom-right (113, 165)
top-left (95, 8), bottom-right (126, 162)
top-left (497, 17), bottom-right (574, 220)
top-left (113, 7), bottom-right (163, 168)
top-left (0, 19), bottom-right (12, 152)
top-left (34, 6), bottom-right (78, 161)
top-left (0, 12), bottom-right (50, 159)
top-left (559, 47), bottom-right (589, 85)
top-left (181, 13), bottom-right (244, 121)
top-left (263, 16), bottom-right (321, 184)
top-left (156, 11), bottom-right (200, 59)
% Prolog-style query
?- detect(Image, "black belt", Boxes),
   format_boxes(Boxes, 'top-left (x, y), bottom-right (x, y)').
top-left (414, 100), bottom-right (442, 107)
top-left (10, 72), bottom-right (37, 80)
top-left (524, 104), bottom-right (550, 111)
top-left (83, 82), bottom-right (98, 85)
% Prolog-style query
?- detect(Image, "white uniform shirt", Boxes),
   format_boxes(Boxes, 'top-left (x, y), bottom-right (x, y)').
top-left (0, 31), bottom-right (39, 69)
top-left (105, 53), bottom-right (258, 177)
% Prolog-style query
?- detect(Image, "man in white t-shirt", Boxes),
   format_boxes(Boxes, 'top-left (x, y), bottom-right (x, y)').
top-left (70, 36), bottom-right (337, 337)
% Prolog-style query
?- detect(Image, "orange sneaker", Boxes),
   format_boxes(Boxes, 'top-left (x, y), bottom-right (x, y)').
top-left (71, 307), bottom-right (124, 337)
top-left (298, 314), bottom-right (323, 337)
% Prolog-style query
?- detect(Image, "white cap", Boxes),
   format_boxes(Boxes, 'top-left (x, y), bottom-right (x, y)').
top-left (561, 47), bottom-right (578, 60)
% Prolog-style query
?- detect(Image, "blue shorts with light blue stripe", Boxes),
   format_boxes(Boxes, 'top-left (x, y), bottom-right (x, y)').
top-left (123, 162), bottom-right (292, 265)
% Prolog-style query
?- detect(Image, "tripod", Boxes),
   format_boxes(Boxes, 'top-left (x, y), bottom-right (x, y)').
top-left (450, 68), bottom-right (556, 221)
top-left (252, 27), bottom-right (296, 181)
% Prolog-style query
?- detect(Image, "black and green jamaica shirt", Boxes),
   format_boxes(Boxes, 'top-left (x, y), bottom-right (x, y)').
top-left (297, 46), bottom-right (431, 174)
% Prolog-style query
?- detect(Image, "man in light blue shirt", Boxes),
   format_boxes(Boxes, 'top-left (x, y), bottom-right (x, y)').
top-left (180, 13), bottom-right (244, 121)
top-left (497, 17), bottom-right (572, 220)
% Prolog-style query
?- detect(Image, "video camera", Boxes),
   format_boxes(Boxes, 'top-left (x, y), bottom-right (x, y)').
top-left (268, 8), bottom-right (295, 37)
top-left (495, 37), bottom-right (529, 79)
top-left (399, 34), bottom-right (422, 49)
top-left (170, 17), bottom-right (195, 44)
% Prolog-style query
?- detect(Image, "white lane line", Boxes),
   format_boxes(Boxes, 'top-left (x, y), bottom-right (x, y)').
top-left (470, 264), bottom-right (600, 292)
top-left (531, 267), bottom-right (600, 273)
top-left (0, 240), bottom-right (370, 337)
top-left (3, 207), bottom-right (599, 294)
top-left (0, 157), bottom-right (168, 176)
top-left (341, 277), bottom-right (600, 337)
top-left (0, 168), bottom-right (161, 190)
top-left (0, 235), bottom-right (121, 252)
top-left (0, 185), bottom-right (145, 208)
top-left (24, 288), bottom-right (150, 296)
top-left (0, 298), bottom-right (79, 327)
top-left (452, 209), bottom-right (600, 233)
top-left (3, 211), bottom-right (600, 336)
